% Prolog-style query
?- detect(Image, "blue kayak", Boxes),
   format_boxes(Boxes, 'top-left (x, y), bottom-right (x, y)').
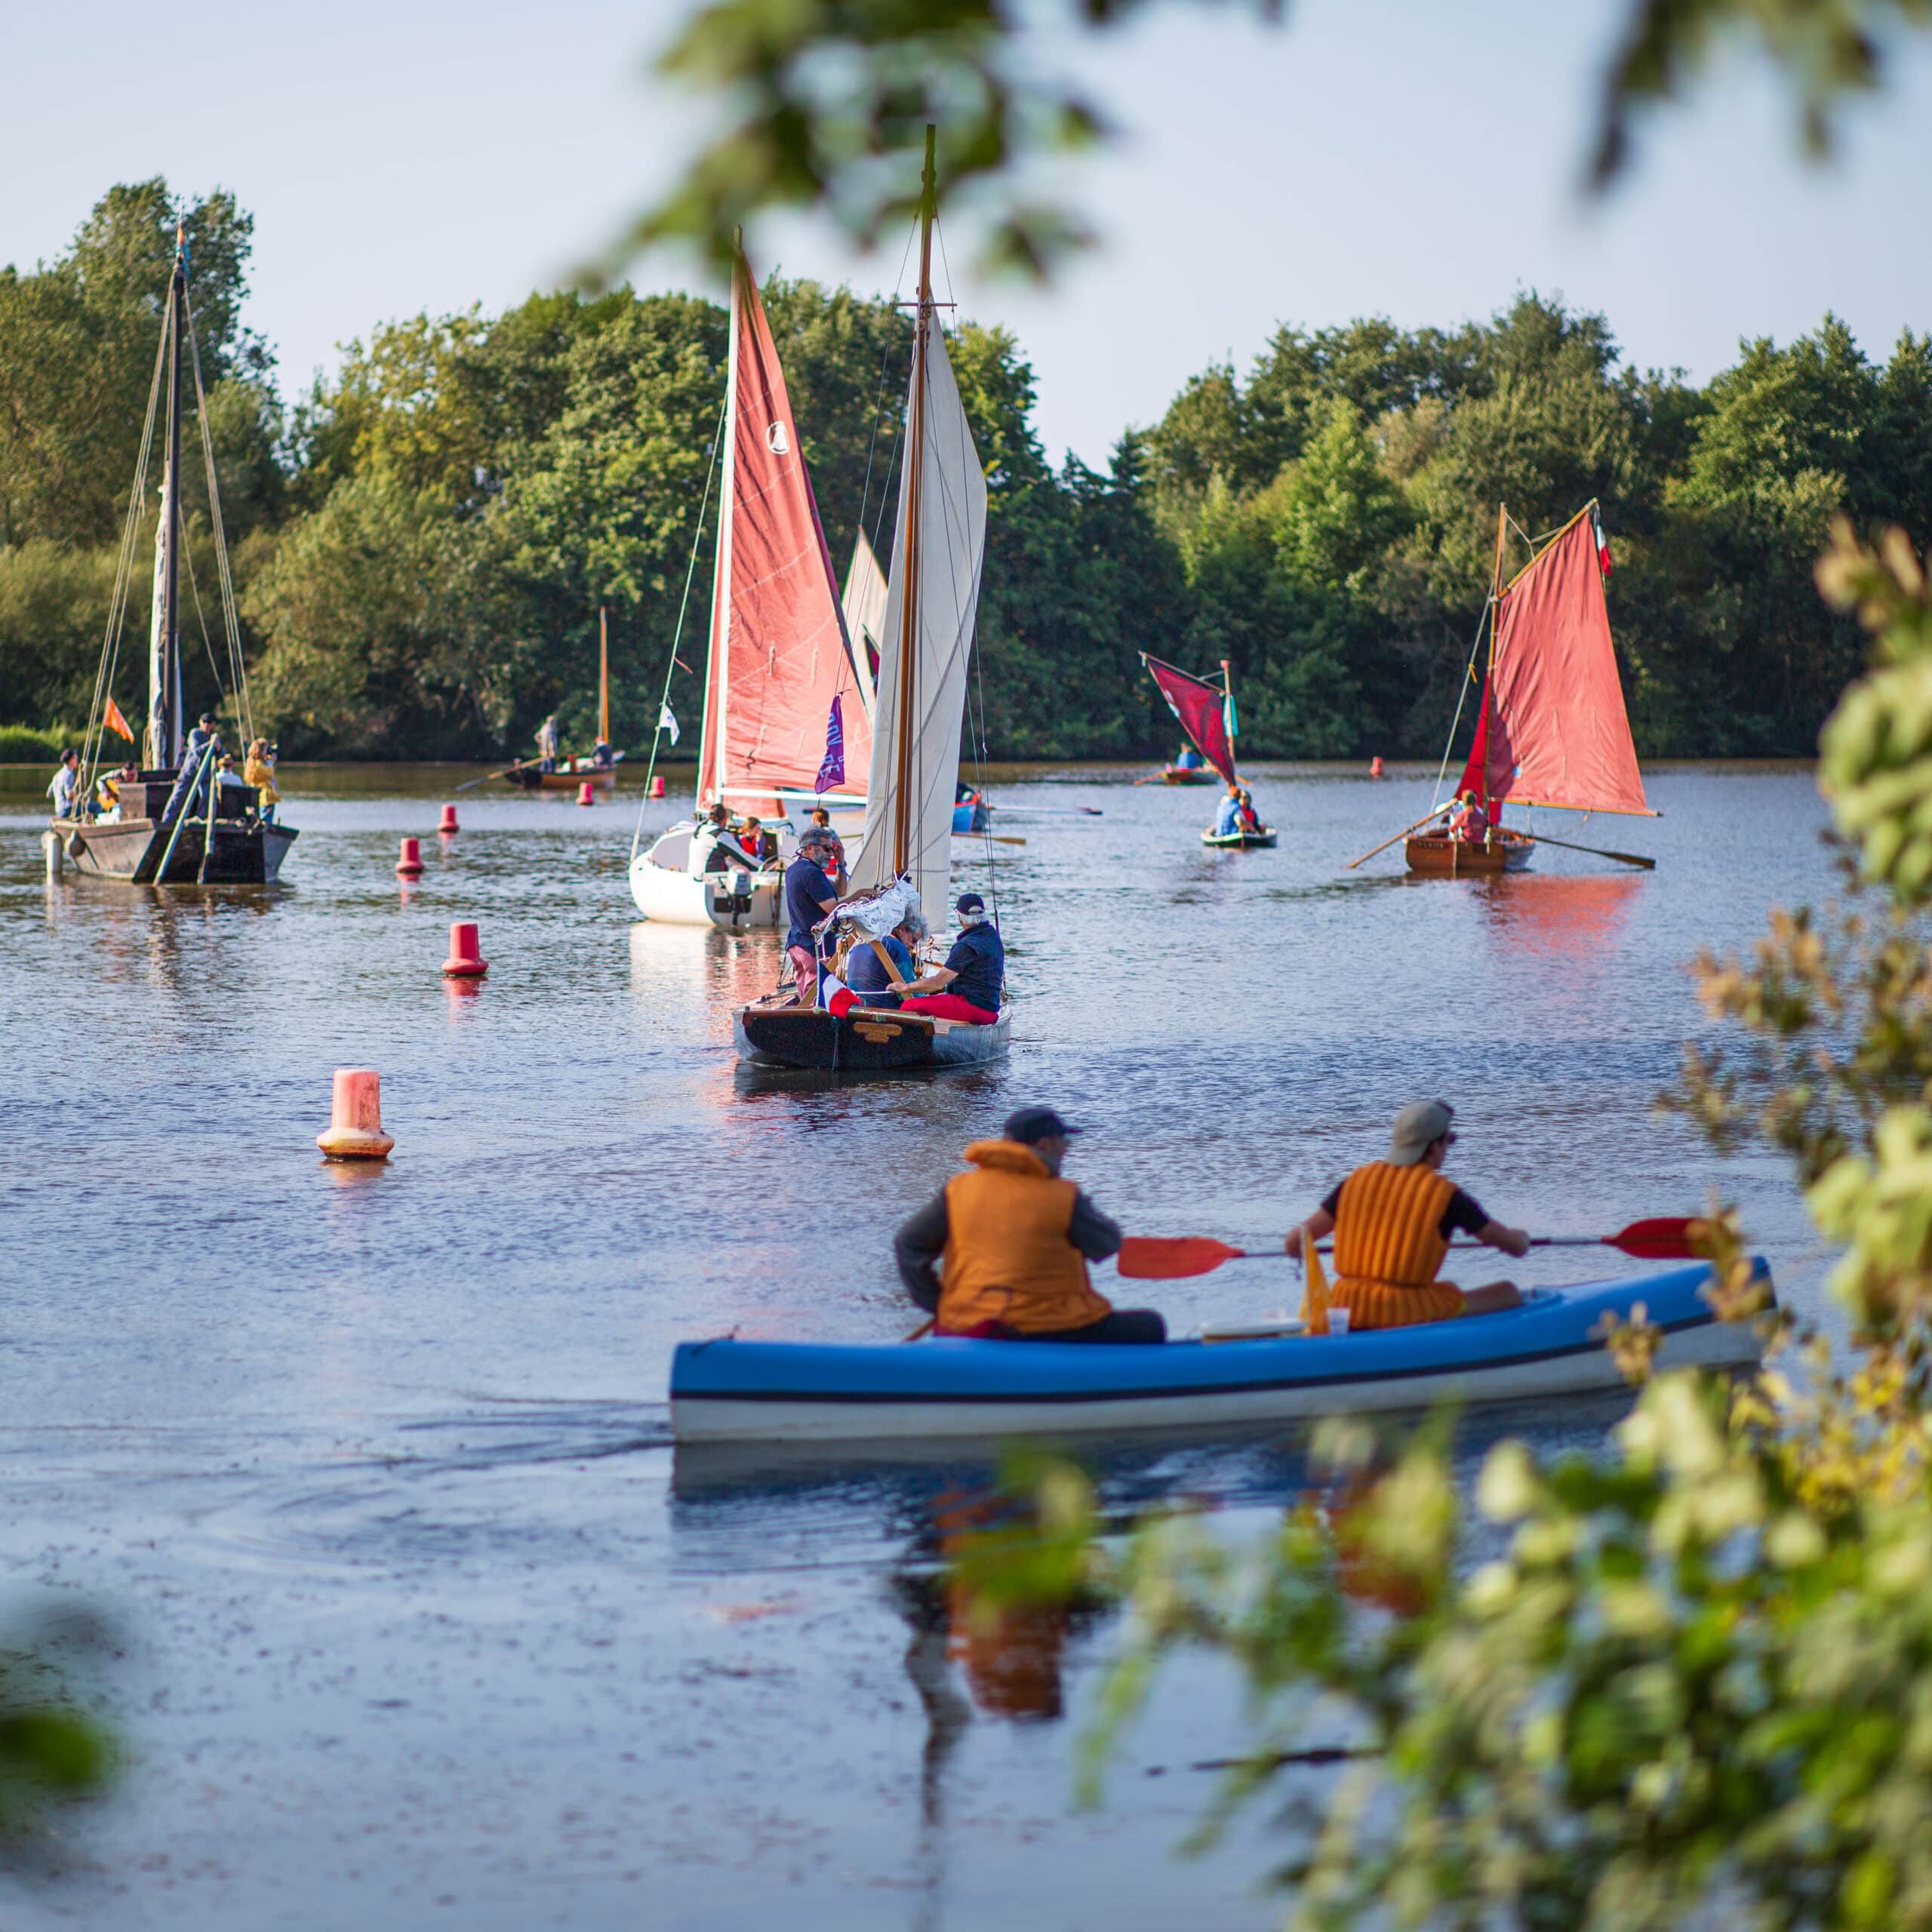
top-left (669, 1262), bottom-right (1769, 1442)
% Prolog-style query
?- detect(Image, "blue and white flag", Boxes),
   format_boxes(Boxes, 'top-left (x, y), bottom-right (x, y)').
top-left (814, 694), bottom-right (844, 794)
top-left (658, 703), bottom-right (680, 746)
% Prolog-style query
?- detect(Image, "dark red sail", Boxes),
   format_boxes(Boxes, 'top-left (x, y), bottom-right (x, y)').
top-left (1142, 655), bottom-right (1235, 784)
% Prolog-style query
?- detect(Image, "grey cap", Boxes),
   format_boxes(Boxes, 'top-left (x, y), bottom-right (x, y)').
top-left (1389, 1100), bottom-right (1454, 1168)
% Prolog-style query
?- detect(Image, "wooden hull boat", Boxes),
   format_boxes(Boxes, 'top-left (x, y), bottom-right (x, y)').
top-left (670, 1261), bottom-right (1769, 1442)
top-left (1201, 826), bottom-right (1277, 850)
top-left (734, 1003), bottom-right (1011, 1072)
top-left (54, 814), bottom-right (297, 884)
top-left (952, 791), bottom-right (990, 832)
top-left (501, 757), bottom-right (621, 792)
top-left (1162, 764), bottom-right (1218, 785)
top-left (1406, 829), bottom-right (1536, 875)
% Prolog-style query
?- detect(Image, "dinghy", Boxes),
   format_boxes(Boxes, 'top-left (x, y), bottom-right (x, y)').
top-left (1396, 503), bottom-right (1654, 877)
top-left (1143, 654), bottom-right (1275, 848)
top-left (730, 129), bottom-right (1009, 1072)
top-left (669, 1260), bottom-right (1768, 1442)
top-left (1201, 826), bottom-right (1278, 851)
top-left (629, 240), bottom-right (872, 927)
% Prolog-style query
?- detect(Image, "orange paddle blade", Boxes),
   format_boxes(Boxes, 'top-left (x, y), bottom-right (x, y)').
top-left (1603, 1216), bottom-right (1703, 1260)
top-left (1116, 1236), bottom-right (1254, 1279)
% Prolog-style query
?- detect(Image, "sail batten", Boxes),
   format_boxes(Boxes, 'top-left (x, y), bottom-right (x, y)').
top-left (699, 249), bottom-right (870, 812)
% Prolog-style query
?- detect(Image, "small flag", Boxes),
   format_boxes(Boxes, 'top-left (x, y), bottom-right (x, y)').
top-left (818, 968), bottom-right (860, 1018)
top-left (814, 694), bottom-right (844, 795)
top-left (102, 694), bottom-right (135, 743)
top-left (1592, 507), bottom-right (1612, 580)
top-left (658, 703), bottom-right (681, 746)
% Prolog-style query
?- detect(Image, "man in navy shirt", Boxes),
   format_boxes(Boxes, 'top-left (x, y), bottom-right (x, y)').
top-left (783, 828), bottom-right (841, 1003)
top-left (900, 891), bottom-right (1004, 1024)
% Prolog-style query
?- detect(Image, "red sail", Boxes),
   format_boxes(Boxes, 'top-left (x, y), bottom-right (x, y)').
top-left (1486, 512), bottom-right (1649, 817)
top-left (1143, 655), bottom-right (1235, 783)
top-left (702, 250), bottom-right (870, 810)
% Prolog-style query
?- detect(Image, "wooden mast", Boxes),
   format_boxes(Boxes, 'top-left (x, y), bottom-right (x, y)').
top-left (1478, 503), bottom-right (1507, 827)
top-left (891, 125), bottom-right (937, 878)
top-left (598, 606), bottom-right (610, 746)
top-left (1220, 657), bottom-right (1235, 779)
top-left (155, 226), bottom-right (186, 769)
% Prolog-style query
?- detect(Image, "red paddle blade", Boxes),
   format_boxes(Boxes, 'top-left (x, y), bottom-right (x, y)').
top-left (1116, 1236), bottom-right (1251, 1279)
top-left (1604, 1217), bottom-right (1703, 1260)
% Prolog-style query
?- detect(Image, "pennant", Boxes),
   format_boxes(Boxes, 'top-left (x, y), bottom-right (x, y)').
top-left (102, 694), bottom-right (135, 743)
top-left (1592, 506), bottom-right (1613, 580)
top-left (658, 703), bottom-right (681, 746)
top-left (817, 968), bottom-right (860, 1018)
top-left (814, 694), bottom-right (844, 795)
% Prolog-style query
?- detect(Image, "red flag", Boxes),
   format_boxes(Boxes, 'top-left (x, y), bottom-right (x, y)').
top-left (102, 695), bottom-right (135, 743)
top-left (1141, 654), bottom-right (1236, 783)
top-left (1592, 506), bottom-right (1612, 580)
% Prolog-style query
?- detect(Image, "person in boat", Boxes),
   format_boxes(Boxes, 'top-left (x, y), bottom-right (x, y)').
top-left (894, 1106), bottom-right (1166, 1344)
top-left (1447, 790), bottom-right (1487, 841)
top-left (535, 715), bottom-right (560, 773)
top-left (46, 748), bottom-right (81, 820)
top-left (1212, 783), bottom-right (1242, 838)
top-left (162, 713), bottom-right (222, 822)
top-left (1175, 745), bottom-right (1203, 771)
top-left (245, 739), bottom-right (280, 822)
top-left (1281, 1100), bottom-right (1528, 1331)
top-left (591, 740), bottom-right (614, 769)
top-left (1235, 787), bottom-right (1262, 833)
top-left (783, 827), bottom-right (842, 1003)
top-left (737, 814), bottom-right (771, 863)
top-left (845, 911), bottom-right (928, 1009)
top-left (899, 891), bottom-right (1004, 1025)
top-left (214, 754), bottom-right (249, 804)
top-left (808, 807), bottom-right (848, 888)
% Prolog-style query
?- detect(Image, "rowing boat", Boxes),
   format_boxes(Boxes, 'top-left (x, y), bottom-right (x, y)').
top-left (1404, 827), bottom-right (1534, 873)
top-left (734, 1003), bottom-right (1011, 1071)
top-left (669, 1260), bottom-right (1768, 1442)
top-left (1201, 827), bottom-right (1278, 851)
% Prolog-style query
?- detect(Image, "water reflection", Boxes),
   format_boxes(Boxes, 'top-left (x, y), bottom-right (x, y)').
top-left (1475, 872), bottom-right (1644, 960)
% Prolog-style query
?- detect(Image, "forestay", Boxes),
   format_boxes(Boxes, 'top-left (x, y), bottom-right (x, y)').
top-left (848, 322), bottom-right (988, 917)
top-left (839, 530), bottom-right (887, 723)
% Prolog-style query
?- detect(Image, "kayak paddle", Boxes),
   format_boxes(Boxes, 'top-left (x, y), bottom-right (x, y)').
top-left (1116, 1217), bottom-right (1703, 1280)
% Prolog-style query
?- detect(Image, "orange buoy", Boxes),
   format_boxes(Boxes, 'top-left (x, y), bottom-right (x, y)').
top-left (443, 920), bottom-right (488, 978)
top-left (577, 780), bottom-right (595, 806)
top-left (316, 1068), bottom-right (395, 1161)
top-left (438, 804), bottom-right (459, 835)
top-left (649, 775), bottom-right (665, 799)
top-left (396, 836), bottom-right (425, 877)
top-left (1370, 756), bottom-right (1386, 779)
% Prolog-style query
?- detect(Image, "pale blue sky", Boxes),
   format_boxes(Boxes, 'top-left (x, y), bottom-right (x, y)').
top-left (5, 0), bottom-right (1929, 464)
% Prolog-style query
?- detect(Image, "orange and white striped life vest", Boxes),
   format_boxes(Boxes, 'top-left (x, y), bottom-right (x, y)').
top-left (1330, 1161), bottom-right (1466, 1331)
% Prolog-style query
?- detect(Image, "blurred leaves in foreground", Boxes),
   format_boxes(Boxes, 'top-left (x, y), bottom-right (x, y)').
top-left (0, 1607), bottom-right (117, 1847)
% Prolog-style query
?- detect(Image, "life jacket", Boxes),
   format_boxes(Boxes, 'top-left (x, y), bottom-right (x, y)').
top-left (1331, 1160), bottom-right (1466, 1331)
top-left (938, 1140), bottom-right (1113, 1337)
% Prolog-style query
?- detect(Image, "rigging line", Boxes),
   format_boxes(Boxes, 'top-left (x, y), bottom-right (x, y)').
top-left (632, 387), bottom-right (729, 864)
top-left (183, 285), bottom-right (254, 744)
top-left (853, 219), bottom-right (921, 543)
top-left (82, 322), bottom-right (169, 793)
top-left (1431, 600), bottom-right (1493, 810)
top-left (181, 532), bottom-right (229, 699)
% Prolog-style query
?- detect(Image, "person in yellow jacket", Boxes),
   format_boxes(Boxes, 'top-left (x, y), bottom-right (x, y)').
top-left (244, 739), bottom-right (280, 821)
top-left (1283, 1101), bottom-right (1527, 1331)
top-left (894, 1107), bottom-right (1166, 1343)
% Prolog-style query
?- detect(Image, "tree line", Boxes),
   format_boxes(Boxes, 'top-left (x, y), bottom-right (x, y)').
top-left (4, 179), bottom-right (1929, 764)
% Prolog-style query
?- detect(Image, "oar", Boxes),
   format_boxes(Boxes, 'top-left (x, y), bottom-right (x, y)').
top-left (1116, 1218), bottom-right (1703, 1280)
top-left (454, 768), bottom-right (508, 793)
top-left (989, 804), bottom-right (1103, 818)
top-left (1346, 805), bottom-right (1452, 870)
top-left (1523, 831), bottom-right (1656, 870)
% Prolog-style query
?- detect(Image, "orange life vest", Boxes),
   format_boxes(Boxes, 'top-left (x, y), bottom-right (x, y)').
top-left (938, 1140), bottom-right (1114, 1337)
top-left (1331, 1160), bottom-right (1466, 1331)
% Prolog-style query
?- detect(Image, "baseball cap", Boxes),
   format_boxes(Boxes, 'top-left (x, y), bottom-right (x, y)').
top-left (1389, 1100), bottom-right (1455, 1167)
top-left (956, 891), bottom-right (985, 914)
top-left (1002, 1105), bottom-right (1083, 1145)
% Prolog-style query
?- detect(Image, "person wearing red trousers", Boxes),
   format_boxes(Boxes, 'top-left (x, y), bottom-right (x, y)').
top-left (899, 891), bottom-right (1004, 1025)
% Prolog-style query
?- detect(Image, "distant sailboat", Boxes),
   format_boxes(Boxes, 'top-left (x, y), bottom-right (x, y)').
top-left (734, 128), bottom-right (1009, 1072)
top-left (630, 241), bottom-right (872, 928)
top-left (1141, 654), bottom-right (1275, 848)
top-left (500, 607), bottom-right (623, 789)
top-left (1404, 503), bottom-right (1654, 875)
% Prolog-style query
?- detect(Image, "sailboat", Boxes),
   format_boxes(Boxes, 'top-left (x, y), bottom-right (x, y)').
top-left (50, 227), bottom-right (297, 884)
top-left (1140, 654), bottom-right (1275, 848)
top-left (733, 129), bottom-right (1009, 1072)
top-left (499, 609), bottom-right (624, 790)
top-left (629, 242), bottom-right (873, 928)
top-left (1404, 503), bottom-right (1653, 875)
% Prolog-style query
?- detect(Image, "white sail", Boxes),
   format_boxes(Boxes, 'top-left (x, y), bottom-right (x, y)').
top-left (849, 324), bottom-right (987, 917)
top-left (840, 529), bottom-right (888, 723)
top-left (144, 472), bottom-right (177, 769)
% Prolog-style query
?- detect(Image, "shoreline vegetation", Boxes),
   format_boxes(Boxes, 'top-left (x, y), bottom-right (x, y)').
top-left (5, 182), bottom-right (1928, 770)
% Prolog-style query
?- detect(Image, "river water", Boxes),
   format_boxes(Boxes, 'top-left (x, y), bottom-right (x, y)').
top-left (0, 759), bottom-right (1833, 1928)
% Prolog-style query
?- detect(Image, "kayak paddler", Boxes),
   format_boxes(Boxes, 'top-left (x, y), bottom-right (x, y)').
top-left (895, 1107), bottom-right (1167, 1343)
top-left (1282, 1100), bottom-right (1527, 1330)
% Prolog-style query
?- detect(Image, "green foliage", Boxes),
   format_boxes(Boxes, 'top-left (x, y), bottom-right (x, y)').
top-left (0, 1617), bottom-right (118, 1841)
top-left (0, 722), bottom-right (81, 763)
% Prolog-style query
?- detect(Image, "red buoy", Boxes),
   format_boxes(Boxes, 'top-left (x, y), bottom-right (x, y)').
top-left (577, 780), bottom-right (595, 806)
top-left (443, 921), bottom-right (488, 978)
top-left (396, 835), bottom-right (424, 876)
top-left (316, 1068), bottom-right (395, 1161)
top-left (438, 804), bottom-right (459, 835)
top-left (649, 775), bottom-right (665, 800)
top-left (1370, 755), bottom-right (1386, 779)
